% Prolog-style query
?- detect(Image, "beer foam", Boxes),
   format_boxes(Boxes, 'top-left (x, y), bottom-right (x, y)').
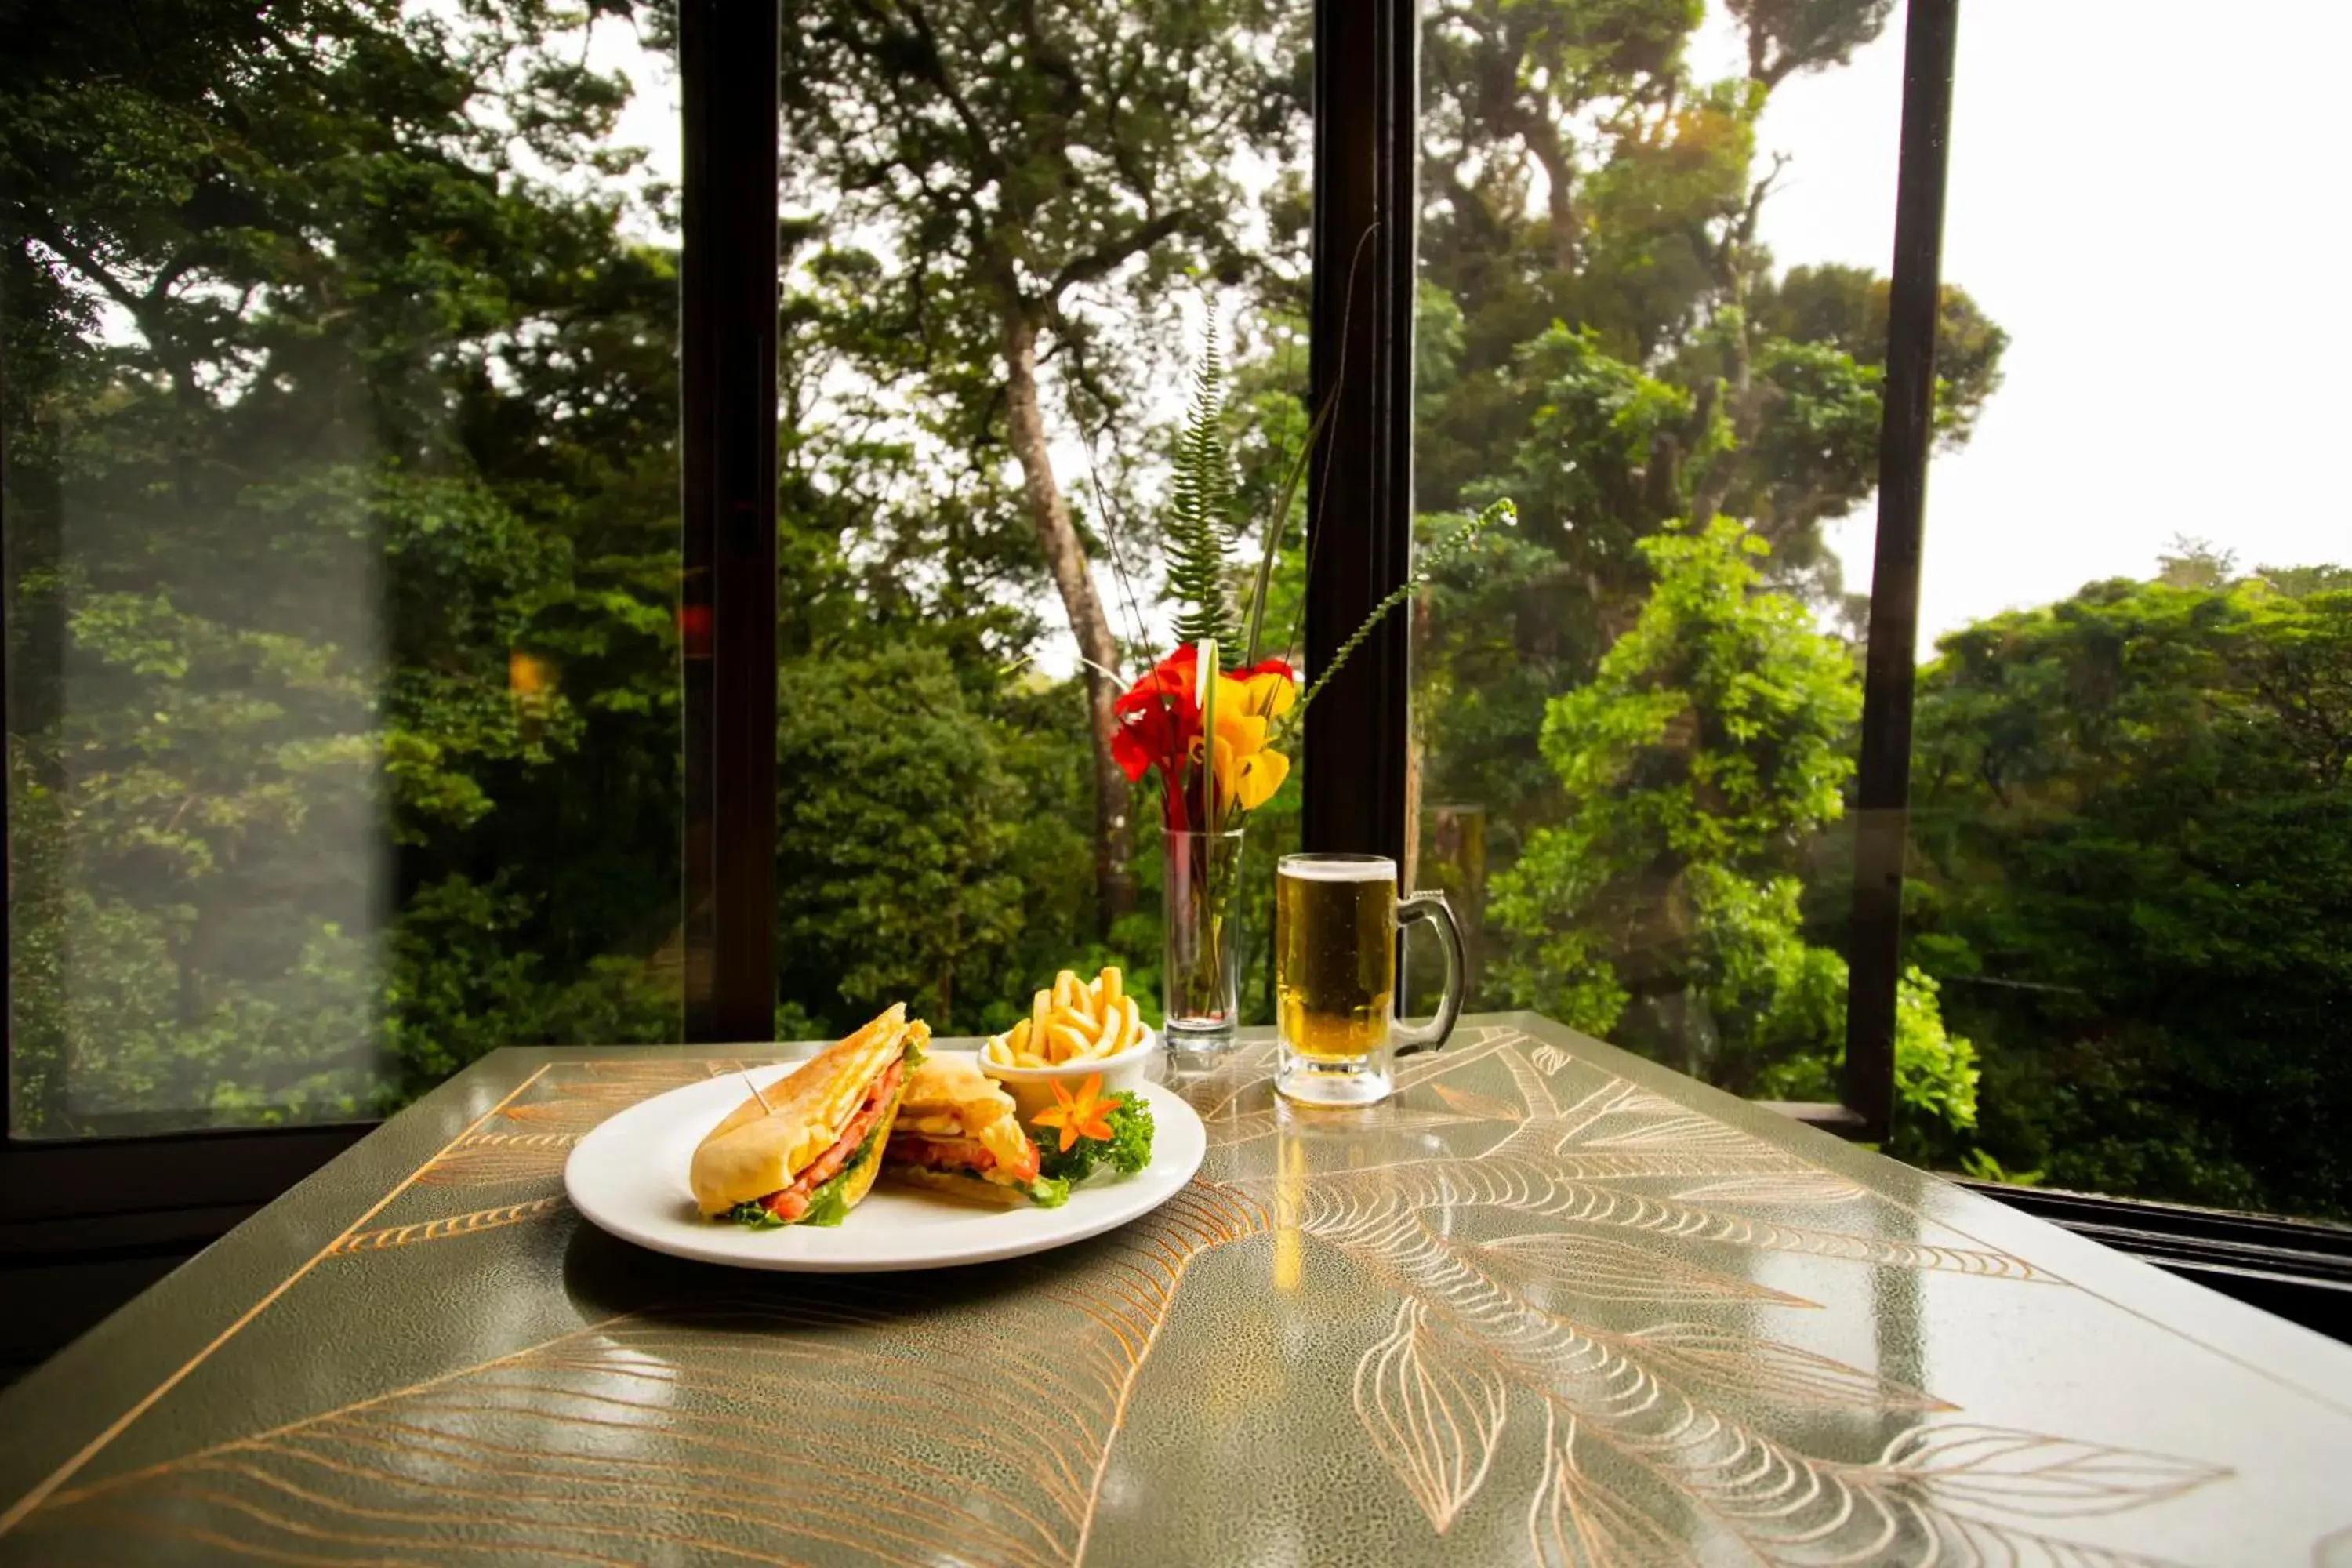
top-left (1279, 856), bottom-right (1396, 882)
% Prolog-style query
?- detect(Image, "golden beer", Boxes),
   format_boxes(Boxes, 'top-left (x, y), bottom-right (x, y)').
top-left (1276, 859), bottom-right (1395, 1062)
top-left (1276, 853), bottom-right (1468, 1105)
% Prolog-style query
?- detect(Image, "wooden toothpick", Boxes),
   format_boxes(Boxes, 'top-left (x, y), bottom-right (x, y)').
top-left (743, 1071), bottom-right (776, 1115)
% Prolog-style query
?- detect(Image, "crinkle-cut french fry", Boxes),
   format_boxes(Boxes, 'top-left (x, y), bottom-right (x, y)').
top-left (1052, 970), bottom-right (1079, 1012)
top-left (1031, 988), bottom-right (1051, 1043)
top-left (1005, 1018), bottom-right (1032, 1057)
top-left (1098, 966), bottom-right (1123, 1009)
top-left (1115, 995), bottom-right (1140, 1051)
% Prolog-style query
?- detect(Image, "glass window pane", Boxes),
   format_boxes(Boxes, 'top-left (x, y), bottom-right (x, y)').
top-left (1408, 4), bottom-right (1987, 1152)
top-left (5, 3), bottom-right (684, 1134)
top-left (768, 5), bottom-right (1311, 1043)
top-left (1903, 7), bottom-right (2350, 1221)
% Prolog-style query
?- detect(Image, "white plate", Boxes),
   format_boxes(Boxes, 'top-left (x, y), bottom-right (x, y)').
top-left (564, 1053), bottom-right (1206, 1272)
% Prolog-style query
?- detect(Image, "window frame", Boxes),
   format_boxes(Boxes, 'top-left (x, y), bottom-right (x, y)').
top-left (1301, 0), bottom-right (1417, 868)
top-left (677, 0), bottom-right (782, 1046)
top-left (1307, 0), bottom-right (1958, 1144)
top-left (1838, 0), bottom-right (1962, 1143)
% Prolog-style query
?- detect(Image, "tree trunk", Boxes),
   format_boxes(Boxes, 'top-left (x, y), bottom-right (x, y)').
top-left (1000, 307), bottom-right (1134, 933)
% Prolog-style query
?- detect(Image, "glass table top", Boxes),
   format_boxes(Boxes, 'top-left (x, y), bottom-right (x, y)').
top-left (2, 1014), bottom-right (2348, 1565)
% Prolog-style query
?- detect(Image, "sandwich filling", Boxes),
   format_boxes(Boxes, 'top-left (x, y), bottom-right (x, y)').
top-left (730, 1056), bottom-right (904, 1226)
top-left (884, 1055), bottom-right (1068, 1207)
top-left (887, 1128), bottom-right (1034, 1182)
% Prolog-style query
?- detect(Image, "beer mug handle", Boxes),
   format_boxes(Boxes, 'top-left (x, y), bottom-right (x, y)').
top-left (1392, 891), bottom-right (1465, 1057)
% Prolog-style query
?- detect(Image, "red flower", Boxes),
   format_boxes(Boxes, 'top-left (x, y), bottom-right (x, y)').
top-left (1115, 645), bottom-right (1200, 720)
top-left (1111, 646), bottom-right (1201, 785)
top-left (1110, 701), bottom-right (1190, 782)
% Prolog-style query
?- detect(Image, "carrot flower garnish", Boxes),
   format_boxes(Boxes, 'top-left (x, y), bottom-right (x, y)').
top-left (1032, 1073), bottom-right (1116, 1153)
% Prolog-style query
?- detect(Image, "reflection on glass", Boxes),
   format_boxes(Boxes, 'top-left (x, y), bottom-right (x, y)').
top-left (1272, 1104), bottom-right (1306, 1294)
top-left (5, 2), bottom-right (684, 1134)
top-left (768, 3), bottom-right (1311, 1043)
top-left (1406, 4), bottom-right (1992, 1171)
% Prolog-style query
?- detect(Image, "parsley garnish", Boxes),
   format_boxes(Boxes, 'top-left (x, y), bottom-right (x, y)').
top-left (1035, 1091), bottom-right (1154, 1184)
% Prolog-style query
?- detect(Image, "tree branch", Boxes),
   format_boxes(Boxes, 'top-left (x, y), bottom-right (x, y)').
top-left (880, 0), bottom-right (1007, 182)
top-left (1045, 208), bottom-right (1192, 305)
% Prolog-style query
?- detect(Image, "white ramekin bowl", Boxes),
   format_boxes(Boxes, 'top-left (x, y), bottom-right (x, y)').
top-left (976, 1029), bottom-right (1161, 1122)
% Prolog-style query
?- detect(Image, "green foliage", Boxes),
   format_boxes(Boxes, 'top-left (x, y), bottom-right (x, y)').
top-left (1907, 575), bottom-right (2352, 1216)
top-left (1297, 499), bottom-right (1517, 716)
top-left (774, 648), bottom-right (1101, 1037)
top-left (15, 0), bottom-right (2337, 1236)
top-left (1035, 1090), bottom-right (1156, 1183)
top-left (5, 0), bottom-right (682, 1131)
top-left (1409, 2), bottom-right (2006, 884)
top-left (1167, 332), bottom-right (1240, 650)
top-left (1486, 517), bottom-right (1976, 1142)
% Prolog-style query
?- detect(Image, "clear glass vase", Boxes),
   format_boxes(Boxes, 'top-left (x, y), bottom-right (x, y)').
top-left (1162, 827), bottom-right (1245, 1047)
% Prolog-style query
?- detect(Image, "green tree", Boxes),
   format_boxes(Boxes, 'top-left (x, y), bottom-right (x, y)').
top-left (775, 0), bottom-right (1308, 933)
top-left (1410, 1), bottom-right (2006, 859)
top-left (5, 0), bottom-right (685, 1127)
top-left (1388, 0), bottom-right (2009, 1122)
top-left (772, 646), bottom-right (1098, 1036)
top-left (1908, 570), bottom-right (2352, 1216)
top-left (1486, 517), bottom-right (1977, 1143)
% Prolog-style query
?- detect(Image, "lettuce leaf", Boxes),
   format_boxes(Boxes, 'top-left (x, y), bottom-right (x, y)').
top-left (726, 1123), bottom-right (883, 1229)
top-left (795, 1124), bottom-right (884, 1227)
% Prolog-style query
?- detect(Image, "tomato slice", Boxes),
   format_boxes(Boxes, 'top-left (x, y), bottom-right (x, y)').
top-left (749, 1058), bottom-right (903, 1223)
top-left (1002, 1132), bottom-right (1040, 1184)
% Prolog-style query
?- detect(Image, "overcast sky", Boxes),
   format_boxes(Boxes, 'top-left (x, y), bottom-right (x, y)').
top-left (1695, 2), bottom-right (2352, 651)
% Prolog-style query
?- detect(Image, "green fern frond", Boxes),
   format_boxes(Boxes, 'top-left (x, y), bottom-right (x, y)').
top-left (1294, 499), bottom-right (1517, 717)
top-left (1167, 328), bottom-right (1240, 650)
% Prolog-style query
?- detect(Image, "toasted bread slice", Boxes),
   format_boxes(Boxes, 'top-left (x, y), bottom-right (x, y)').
top-left (690, 1006), bottom-right (920, 1216)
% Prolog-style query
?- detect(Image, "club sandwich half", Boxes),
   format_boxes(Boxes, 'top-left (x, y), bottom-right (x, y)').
top-left (884, 1054), bottom-right (1068, 1208)
top-left (691, 1004), bottom-right (926, 1227)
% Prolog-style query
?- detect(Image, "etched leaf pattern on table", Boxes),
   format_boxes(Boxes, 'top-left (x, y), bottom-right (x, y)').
top-left (7, 1032), bottom-right (2291, 1565)
top-left (1179, 1027), bottom-right (2222, 1565)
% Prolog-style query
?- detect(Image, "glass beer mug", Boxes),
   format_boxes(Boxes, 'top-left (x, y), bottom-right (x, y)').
top-left (1274, 854), bottom-right (1465, 1105)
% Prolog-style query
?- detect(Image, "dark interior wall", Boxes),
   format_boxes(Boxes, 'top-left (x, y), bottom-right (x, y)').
top-left (0, 1125), bottom-right (368, 1385)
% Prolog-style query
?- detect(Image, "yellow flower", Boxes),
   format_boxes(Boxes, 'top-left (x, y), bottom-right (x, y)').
top-left (1213, 734), bottom-right (1290, 810)
top-left (1187, 662), bottom-right (1298, 818)
top-left (1236, 667), bottom-right (1297, 720)
top-left (1210, 677), bottom-right (1268, 750)
top-left (1195, 723), bottom-right (1290, 816)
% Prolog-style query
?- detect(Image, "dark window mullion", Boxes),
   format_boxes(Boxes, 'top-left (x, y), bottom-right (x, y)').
top-left (1302, 0), bottom-right (1418, 863)
top-left (1843, 0), bottom-right (1962, 1140)
top-left (678, 0), bottom-right (781, 1044)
